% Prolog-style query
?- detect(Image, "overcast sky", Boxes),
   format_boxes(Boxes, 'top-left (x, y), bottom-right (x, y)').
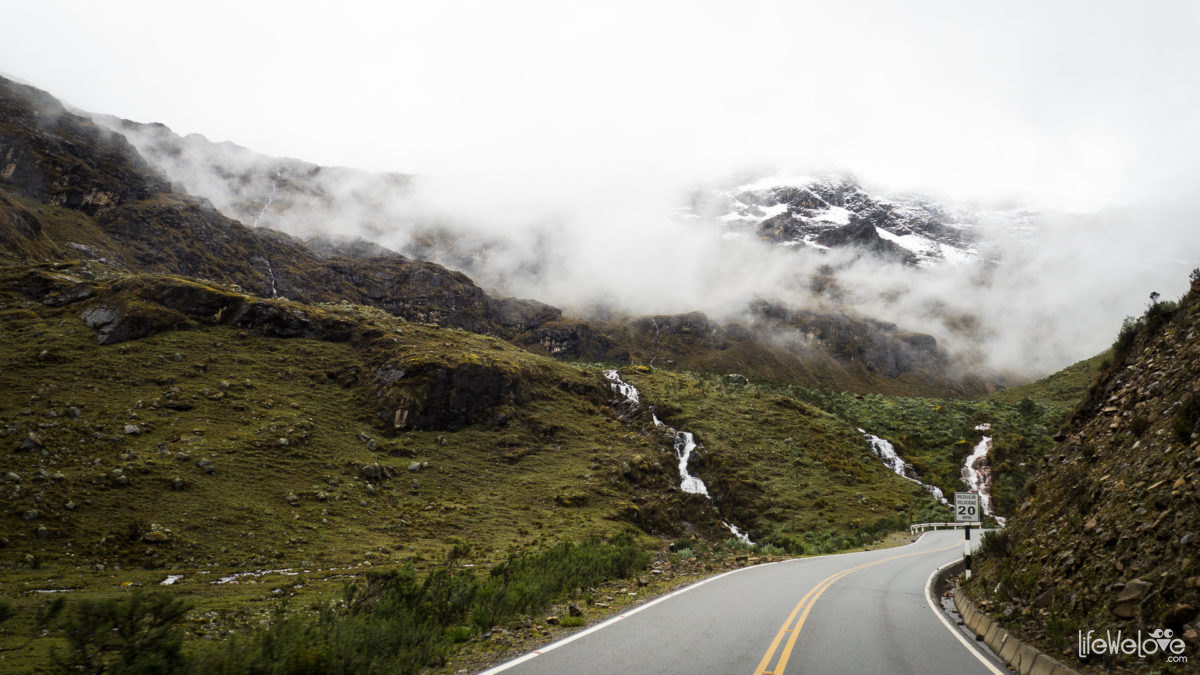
top-left (4, 1), bottom-right (1200, 376)
top-left (4, 0), bottom-right (1199, 210)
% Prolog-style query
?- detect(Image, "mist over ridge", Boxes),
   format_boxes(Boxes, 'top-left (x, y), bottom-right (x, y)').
top-left (93, 114), bottom-right (1200, 380)
top-left (4, 0), bottom-right (1195, 380)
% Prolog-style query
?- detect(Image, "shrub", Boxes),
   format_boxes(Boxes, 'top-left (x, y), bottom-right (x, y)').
top-left (51, 590), bottom-right (191, 674)
top-left (1173, 394), bottom-right (1200, 445)
top-left (1112, 315), bottom-right (1142, 358)
top-left (197, 532), bottom-right (651, 675)
top-left (977, 528), bottom-right (1012, 560)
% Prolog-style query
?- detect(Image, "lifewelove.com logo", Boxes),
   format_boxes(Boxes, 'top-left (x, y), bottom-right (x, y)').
top-left (1078, 628), bottom-right (1188, 663)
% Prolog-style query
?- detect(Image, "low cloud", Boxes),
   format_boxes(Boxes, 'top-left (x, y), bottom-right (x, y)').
top-left (23, 0), bottom-right (1194, 379)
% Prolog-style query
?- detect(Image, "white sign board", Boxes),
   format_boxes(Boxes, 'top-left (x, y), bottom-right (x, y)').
top-left (954, 492), bottom-right (980, 522)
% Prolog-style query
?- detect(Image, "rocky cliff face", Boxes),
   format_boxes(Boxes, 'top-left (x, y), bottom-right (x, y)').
top-left (968, 273), bottom-right (1200, 668)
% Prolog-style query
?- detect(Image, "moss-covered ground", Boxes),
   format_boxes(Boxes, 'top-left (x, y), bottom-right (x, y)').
top-left (0, 262), bottom-right (1102, 672)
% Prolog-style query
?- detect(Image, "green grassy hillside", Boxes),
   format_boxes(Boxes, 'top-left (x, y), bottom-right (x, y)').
top-left (0, 260), bottom-right (971, 672)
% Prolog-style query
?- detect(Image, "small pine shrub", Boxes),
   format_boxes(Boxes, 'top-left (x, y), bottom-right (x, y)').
top-left (977, 528), bottom-right (1012, 559)
top-left (1113, 315), bottom-right (1142, 358)
top-left (1173, 394), bottom-right (1200, 445)
top-left (197, 532), bottom-right (651, 674)
top-left (51, 590), bottom-right (191, 674)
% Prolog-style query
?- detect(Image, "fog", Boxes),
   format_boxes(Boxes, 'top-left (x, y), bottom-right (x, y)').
top-left (3, 0), bottom-right (1199, 376)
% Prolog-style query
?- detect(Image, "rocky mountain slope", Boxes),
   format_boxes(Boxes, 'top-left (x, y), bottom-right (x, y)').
top-left (966, 272), bottom-right (1200, 671)
top-left (1, 75), bottom-right (993, 396)
top-left (0, 76), bottom-right (626, 361)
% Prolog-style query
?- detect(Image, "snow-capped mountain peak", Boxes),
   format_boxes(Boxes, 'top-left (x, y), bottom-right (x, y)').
top-left (702, 174), bottom-right (1004, 266)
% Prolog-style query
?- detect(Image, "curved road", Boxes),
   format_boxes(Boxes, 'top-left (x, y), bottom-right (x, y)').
top-left (482, 530), bottom-right (1004, 675)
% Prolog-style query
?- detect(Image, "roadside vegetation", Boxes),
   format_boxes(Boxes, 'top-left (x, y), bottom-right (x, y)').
top-left (0, 262), bottom-right (1103, 672)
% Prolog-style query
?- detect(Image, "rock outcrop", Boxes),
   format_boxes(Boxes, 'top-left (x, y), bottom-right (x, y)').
top-left (968, 277), bottom-right (1200, 668)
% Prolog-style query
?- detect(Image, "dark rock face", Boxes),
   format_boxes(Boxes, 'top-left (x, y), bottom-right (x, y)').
top-left (384, 362), bottom-right (526, 432)
top-left (517, 319), bottom-right (630, 362)
top-left (812, 220), bottom-right (918, 265)
top-left (79, 301), bottom-right (190, 345)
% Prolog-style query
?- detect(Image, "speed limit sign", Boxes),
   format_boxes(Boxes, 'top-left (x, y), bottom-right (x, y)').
top-left (955, 492), bottom-right (980, 522)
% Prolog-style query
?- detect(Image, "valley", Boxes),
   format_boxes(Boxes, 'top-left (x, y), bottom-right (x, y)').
top-left (0, 71), bottom-right (1191, 674)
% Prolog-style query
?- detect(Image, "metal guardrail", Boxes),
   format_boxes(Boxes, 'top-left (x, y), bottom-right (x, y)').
top-left (909, 521), bottom-right (982, 534)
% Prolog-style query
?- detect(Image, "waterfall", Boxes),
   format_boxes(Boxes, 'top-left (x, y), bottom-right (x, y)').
top-left (858, 429), bottom-right (949, 505)
top-left (605, 370), bottom-right (750, 542)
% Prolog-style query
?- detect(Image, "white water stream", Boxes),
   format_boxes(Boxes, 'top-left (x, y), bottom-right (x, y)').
top-left (858, 429), bottom-right (949, 505)
top-left (604, 370), bottom-right (752, 544)
top-left (672, 432), bottom-right (709, 496)
top-left (252, 168), bottom-right (282, 227)
top-left (963, 424), bottom-right (1004, 524)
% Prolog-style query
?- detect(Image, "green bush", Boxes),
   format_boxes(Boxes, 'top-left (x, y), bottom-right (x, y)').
top-left (977, 528), bottom-right (1012, 560)
top-left (195, 532), bottom-right (651, 675)
top-left (51, 590), bottom-right (191, 674)
top-left (1173, 394), bottom-right (1200, 445)
top-left (1113, 315), bottom-right (1142, 358)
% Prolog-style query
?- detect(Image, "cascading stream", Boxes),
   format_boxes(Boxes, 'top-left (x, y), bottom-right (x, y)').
top-left (604, 370), bottom-right (751, 543)
top-left (858, 429), bottom-right (949, 505)
top-left (672, 432), bottom-right (709, 496)
top-left (963, 424), bottom-right (1004, 524)
top-left (252, 167), bottom-right (282, 227)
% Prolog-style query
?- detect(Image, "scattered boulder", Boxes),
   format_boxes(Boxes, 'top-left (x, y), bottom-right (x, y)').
top-left (18, 432), bottom-right (42, 452)
top-left (1033, 588), bottom-right (1054, 608)
top-left (285, 491), bottom-right (299, 506)
top-left (1111, 579), bottom-right (1153, 619)
top-left (361, 462), bottom-right (384, 481)
top-left (169, 476), bottom-right (185, 491)
top-left (142, 523), bottom-right (172, 543)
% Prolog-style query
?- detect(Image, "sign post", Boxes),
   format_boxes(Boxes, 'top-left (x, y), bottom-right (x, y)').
top-left (955, 492), bottom-right (980, 580)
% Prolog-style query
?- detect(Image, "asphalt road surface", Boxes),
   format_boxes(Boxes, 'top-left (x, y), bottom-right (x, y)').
top-left (481, 530), bottom-right (1005, 675)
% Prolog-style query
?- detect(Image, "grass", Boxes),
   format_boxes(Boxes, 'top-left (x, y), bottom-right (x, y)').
top-left (0, 260), bottom-right (1104, 672)
top-left (620, 368), bottom-right (953, 551)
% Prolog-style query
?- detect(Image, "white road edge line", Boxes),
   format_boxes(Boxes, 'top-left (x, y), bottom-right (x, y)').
top-left (480, 531), bottom-right (942, 674)
top-left (924, 558), bottom-right (1007, 675)
top-left (477, 561), bottom-right (778, 674)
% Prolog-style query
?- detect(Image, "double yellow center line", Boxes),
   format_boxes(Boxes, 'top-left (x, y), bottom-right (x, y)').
top-left (753, 542), bottom-right (960, 675)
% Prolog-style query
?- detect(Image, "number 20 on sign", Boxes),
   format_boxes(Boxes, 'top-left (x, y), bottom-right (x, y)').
top-left (954, 492), bottom-right (979, 522)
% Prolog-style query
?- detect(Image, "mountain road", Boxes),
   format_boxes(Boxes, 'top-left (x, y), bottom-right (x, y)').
top-left (481, 530), bottom-right (1005, 675)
